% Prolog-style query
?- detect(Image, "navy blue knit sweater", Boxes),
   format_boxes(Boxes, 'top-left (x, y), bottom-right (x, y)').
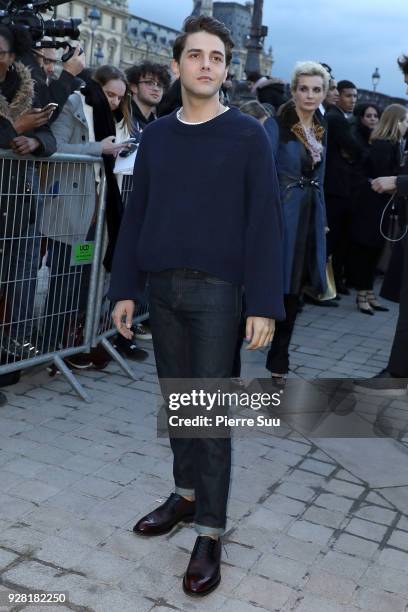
top-left (109, 107), bottom-right (285, 319)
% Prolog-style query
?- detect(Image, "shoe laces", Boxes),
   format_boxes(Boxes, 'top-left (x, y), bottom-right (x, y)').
top-left (164, 492), bottom-right (191, 512)
top-left (194, 536), bottom-right (218, 559)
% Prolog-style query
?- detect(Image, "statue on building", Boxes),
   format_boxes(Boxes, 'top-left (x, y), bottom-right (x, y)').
top-left (191, 0), bottom-right (213, 17)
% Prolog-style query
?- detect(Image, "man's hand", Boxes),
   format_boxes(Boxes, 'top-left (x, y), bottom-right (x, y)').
top-left (63, 44), bottom-right (86, 77)
top-left (10, 136), bottom-right (40, 155)
top-left (13, 108), bottom-right (53, 134)
top-left (112, 300), bottom-right (135, 339)
top-left (245, 316), bottom-right (275, 350)
top-left (371, 176), bottom-right (397, 194)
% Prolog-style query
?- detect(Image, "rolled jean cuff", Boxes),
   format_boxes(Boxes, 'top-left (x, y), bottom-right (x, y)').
top-left (175, 486), bottom-right (195, 497)
top-left (195, 523), bottom-right (225, 536)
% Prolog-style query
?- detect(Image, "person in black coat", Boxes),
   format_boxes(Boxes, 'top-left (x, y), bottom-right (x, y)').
top-left (349, 104), bottom-right (408, 314)
top-left (351, 103), bottom-right (380, 153)
top-left (353, 53), bottom-right (408, 392)
top-left (324, 80), bottom-right (363, 293)
top-left (369, 173), bottom-right (408, 382)
top-left (0, 24), bottom-right (56, 368)
top-left (0, 26), bottom-right (56, 156)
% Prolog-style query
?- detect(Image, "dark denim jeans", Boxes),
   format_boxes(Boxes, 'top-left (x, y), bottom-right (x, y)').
top-left (148, 268), bottom-right (242, 535)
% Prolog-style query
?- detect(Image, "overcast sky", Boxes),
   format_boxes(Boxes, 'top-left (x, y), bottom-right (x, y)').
top-left (129, 0), bottom-right (408, 98)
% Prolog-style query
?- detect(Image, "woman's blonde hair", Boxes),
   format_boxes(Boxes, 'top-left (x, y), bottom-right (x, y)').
top-left (291, 61), bottom-right (330, 94)
top-left (371, 104), bottom-right (408, 143)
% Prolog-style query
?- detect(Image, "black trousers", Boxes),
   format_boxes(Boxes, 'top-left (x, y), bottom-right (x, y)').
top-left (266, 294), bottom-right (299, 375)
top-left (348, 243), bottom-right (383, 291)
top-left (326, 195), bottom-right (352, 283)
top-left (388, 235), bottom-right (408, 377)
top-left (148, 269), bottom-right (241, 533)
top-left (43, 240), bottom-right (84, 353)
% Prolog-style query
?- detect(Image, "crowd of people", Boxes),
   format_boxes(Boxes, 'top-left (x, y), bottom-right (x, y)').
top-left (0, 17), bottom-right (407, 395)
top-left (0, 13), bottom-right (407, 597)
top-left (0, 19), bottom-right (406, 391)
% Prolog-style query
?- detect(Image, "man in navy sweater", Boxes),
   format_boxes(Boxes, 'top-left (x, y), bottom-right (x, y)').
top-left (110, 15), bottom-right (284, 596)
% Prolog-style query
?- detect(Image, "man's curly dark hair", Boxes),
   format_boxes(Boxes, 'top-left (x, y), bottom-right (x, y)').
top-left (126, 61), bottom-right (171, 90)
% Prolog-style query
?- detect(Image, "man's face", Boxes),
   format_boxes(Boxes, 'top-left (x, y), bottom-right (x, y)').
top-left (130, 72), bottom-right (164, 108)
top-left (404, 73), bottom-right (408, 96)
top-left (42, 48), bottom-right (57, 78)
top-left (172, 31), bottom-right (228, 100)
top-left (337, 87), bottom-right (358, 113)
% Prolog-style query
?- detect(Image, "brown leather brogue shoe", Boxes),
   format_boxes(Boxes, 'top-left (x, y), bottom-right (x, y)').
top-left (133, 493), bottom-right (195, 536)
top-left (182, 536), bottom-right (221, 596)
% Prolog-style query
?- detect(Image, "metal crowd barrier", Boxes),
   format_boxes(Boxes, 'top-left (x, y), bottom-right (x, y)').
top-left (0, 150), bottom-right (148, 402)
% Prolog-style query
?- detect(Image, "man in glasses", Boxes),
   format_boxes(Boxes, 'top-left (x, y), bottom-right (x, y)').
top-left (126, 61), bottom-right (171, 132)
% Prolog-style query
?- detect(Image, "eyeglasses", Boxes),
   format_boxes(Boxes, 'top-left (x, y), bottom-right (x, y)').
top-left (137, 79), bottom-right (164, 89)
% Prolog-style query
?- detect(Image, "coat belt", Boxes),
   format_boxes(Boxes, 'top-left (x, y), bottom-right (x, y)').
top-left (281, 176), bottom-right (320, 190)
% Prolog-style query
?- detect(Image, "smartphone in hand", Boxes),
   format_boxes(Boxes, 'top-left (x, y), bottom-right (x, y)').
top-left (41, 103), bottom-right (59, 113)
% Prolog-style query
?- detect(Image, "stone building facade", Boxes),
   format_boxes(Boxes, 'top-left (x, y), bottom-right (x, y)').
top-left (192, 0), bottom-right (213, 17)
top-left (212, 1), bottom-right (273, 80)
top-left (55, 0), bottom-right (129, 67)
top-left (55, 0), bottom-right (272, 80)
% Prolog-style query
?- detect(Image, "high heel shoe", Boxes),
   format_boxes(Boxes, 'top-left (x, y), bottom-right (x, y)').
top-left (366, 291), bottom-right (389, 312)
top-left (356, 292), bottom-right (374, 315)
top-left (271, 373), bottom-right (286, 390)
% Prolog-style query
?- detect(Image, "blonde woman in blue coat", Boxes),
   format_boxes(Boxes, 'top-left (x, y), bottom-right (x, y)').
top-left (264, 61), bottom-right (330, 386)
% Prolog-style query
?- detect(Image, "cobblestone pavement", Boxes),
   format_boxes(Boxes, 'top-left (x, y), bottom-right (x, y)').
top-left (0, 289), bottom-right (407, 612)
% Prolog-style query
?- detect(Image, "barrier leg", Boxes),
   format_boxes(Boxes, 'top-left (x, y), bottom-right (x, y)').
top-left (100, 337), bottom-right (138, 381)
top-left (53, 355), bottom-right (92, 403)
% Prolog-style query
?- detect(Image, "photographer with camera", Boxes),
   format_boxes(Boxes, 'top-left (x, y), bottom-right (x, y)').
top-left (0, 0), bottom-right (85, 122)
top-left (33, 41), bottom-right (86, 117)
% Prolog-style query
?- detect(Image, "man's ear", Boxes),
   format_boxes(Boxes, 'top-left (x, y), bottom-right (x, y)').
top-left (222, 67), bottom-right (228, 84)
top-left (171, 59), bottom-right (180, 80)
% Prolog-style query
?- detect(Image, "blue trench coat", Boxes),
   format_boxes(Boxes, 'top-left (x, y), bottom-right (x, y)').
top-left (264, 109), bottom-right (328, 295)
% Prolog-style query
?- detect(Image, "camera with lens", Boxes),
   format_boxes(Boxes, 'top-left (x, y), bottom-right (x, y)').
top-left (0, 0), bottom-right (81, 50)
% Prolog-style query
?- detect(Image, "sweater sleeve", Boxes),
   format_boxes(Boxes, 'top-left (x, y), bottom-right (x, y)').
top-left (108, 132), bottom-right (150, 303)
top-left (244, 125), bottom-right (285, 320)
